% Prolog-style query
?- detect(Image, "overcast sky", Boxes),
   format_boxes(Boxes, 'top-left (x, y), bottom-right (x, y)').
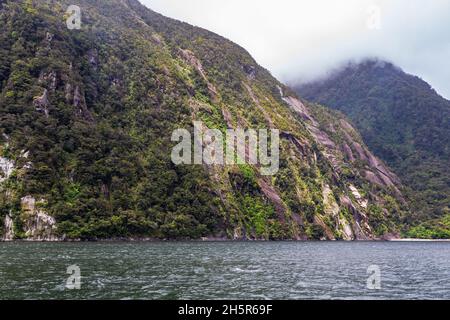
top-left (141, 0), bottom-right (450, 99)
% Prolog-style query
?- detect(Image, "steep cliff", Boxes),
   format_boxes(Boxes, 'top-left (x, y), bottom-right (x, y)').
top-left (295, 60), bottom-right (450, 238)
top-left (0, 0), bottom-right (407, 240)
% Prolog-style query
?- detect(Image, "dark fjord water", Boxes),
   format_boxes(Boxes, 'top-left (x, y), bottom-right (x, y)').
top-left (0, 242), bottom-right (449, 300)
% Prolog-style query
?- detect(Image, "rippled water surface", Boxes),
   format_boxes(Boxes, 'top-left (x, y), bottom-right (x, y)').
top-left (0, 242), bottom-right (449, 299)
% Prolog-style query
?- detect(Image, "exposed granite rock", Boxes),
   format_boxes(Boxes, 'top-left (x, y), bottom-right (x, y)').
top-left (280, 131), bottom-right (309, 157)
top-left (340, 195), bottom-right (373, 240)
top-left (339, 217), bottom-right (354, 241)
top-left (257, 178), bottom-right (287, 222)
top-left (179, 48), bottom-right (219, 101)
top-left (340, 119), bottom-right (401, 190)
top-left (339, 119), bottom-right (357, 134)
top-left (322, 184), bottom-right (354, 240)
top-left (364, 170), bottom-right (385, 186)
top-left (323, 184), bottom-right (339, 217)
top-left (74, 86), bottom-right (94, 122)
top-left (0, 156), bottom-right (14, 183)
top-left (279, 89), bottom-right (346, 176)
top-left (33, 89), bottom-right (50, 118)
top-left (280, 93), bottom-right (316, 125)
top-left (349, 184), bottom-right (368, 209)
top-left (2, 213), bottom-right (14, 241)
top-left (279, 89), bottom-right (346, 177)
top-left (64, 82), bottom-right (73, 103)
top-left (242, 64), bottom-right (256, 80)
top-left (278, 87), bottom-right (405, 239)
top-left (314, 215), bottom-right (336, 240)
top-left (73, 85), bottom-right (83, 108)
top-left (365, 151), bottom-right (400, 186)
top-left (342, 143), bottom-right (355, 162)
top-left (20, 196), bottom-right (59, 241)
top-left (38, 70), bottom-right (57, 92)
top-left (308, 125), bottom-right (336, 149)
top-left (221, 106), bottom-right (234, 128)
top-left (352, 141), bottom-right (368, 162)
top-left (0, 0), bottom-right (409, 241)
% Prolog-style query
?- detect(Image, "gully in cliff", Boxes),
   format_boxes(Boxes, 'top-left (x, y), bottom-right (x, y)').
top-left (171, 121), bottom-right (280, 175)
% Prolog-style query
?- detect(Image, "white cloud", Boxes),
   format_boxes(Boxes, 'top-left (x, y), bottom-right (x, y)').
top-left (141, 0), bottom-right (450, 98)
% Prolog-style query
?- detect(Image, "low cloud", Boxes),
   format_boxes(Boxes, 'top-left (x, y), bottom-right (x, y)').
top-left (142, 0), bottom-right (450, 98)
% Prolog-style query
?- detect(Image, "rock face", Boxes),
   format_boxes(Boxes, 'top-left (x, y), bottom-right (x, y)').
top-left (73, 86), bottom-right (94, 121)
top-left (33, 89), bottom-right (50, 118)
top-left (2, 214), bottom-right (14, 241)
top-left (242, 65), bottom-right (256, 80)
top-left (1, 156), bottom-right (59, 241)
top-left (1, 143), bottom-right (59, 240)
top-left (38, 70), bottom-right (57, 92)
top-left (0, 156), bottom-right (14, 183)
top-left (178, 48), bottom-right (219, 101)
top-left (0, 0), bottom-right (407, 240)
top-left (349, 185), bottom-right (368, 209)
top-left (20, 196), bottom-right (58, 241)
top-left (279, 89), bottom-right (405, 239)
top-left (295, 59), bottom-right (450, 225)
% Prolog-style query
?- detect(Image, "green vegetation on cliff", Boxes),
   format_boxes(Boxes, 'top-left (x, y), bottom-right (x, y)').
top-left (1, 0), bottom-right (407, 240)
top-left (296, 60), bottom-right (450, 237)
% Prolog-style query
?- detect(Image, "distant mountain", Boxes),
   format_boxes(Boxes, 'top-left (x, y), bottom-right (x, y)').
top-left (295, 59), bottom-right (450, 238)
top-left (0, 1), bottom-right (407, 240)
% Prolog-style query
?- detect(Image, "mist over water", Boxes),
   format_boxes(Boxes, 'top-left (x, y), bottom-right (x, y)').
top-left (1, 242), bottom-right (449, 300)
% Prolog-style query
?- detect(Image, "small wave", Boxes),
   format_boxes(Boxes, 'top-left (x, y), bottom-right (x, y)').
top-left (296, 281), bottom-right (309, 288)
top-left (231, 267), bottom-right (263, 273)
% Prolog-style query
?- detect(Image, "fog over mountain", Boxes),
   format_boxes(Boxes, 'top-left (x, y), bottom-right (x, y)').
top-left (143, 0), bottom-right (450, 99)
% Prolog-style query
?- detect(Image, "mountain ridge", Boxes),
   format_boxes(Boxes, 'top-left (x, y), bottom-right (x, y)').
top-left (295, 58), bottom-right (450, 238)
top-left (1, 0), bottom-right (408, 240)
